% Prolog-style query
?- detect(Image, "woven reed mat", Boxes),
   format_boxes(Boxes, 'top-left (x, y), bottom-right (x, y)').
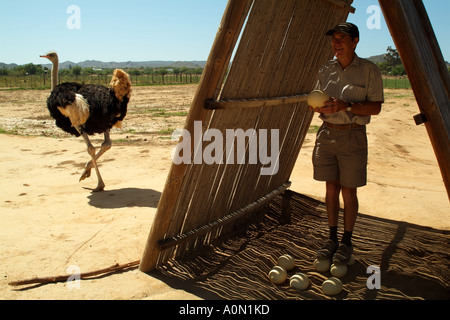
top-left (153, 192), bottom-right (450, 300)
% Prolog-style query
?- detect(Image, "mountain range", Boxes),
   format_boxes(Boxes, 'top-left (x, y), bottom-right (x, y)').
top-left (1, 54), bottom-right (448, 70)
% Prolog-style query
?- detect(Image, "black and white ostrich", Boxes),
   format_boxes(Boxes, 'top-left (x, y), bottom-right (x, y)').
top-left (41, 51), bottom-right (132, 192)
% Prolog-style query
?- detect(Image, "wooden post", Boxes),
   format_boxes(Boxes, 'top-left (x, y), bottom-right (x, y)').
top-left (139, 0), bottom-right (253, 273)
top-left (379, 0), bottom-right (450, 198)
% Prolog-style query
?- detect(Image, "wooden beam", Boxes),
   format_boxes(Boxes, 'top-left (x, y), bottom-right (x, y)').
top-left (379, 0), bottom-right (450, 198)
top-left (412, 0), bottom-right (450, 98)
top-left (139, 0), bottom-right (254, 273)
top-left (205, 94), bottom-right (309, 110)
top-left (324, 0), bottom-right (355, 14)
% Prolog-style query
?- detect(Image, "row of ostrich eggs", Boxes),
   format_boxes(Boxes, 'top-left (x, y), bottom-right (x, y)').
top-left (268, 253), bottom-right (355, 296)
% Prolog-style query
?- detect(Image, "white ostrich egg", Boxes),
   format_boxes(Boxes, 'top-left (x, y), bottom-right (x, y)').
top-left (277, 254), bottom-right (295, 271)
top-left (269, 266), bottom-right (287, 284)
top-left (314, 258), bottom-right (331, 272)
top-left (330, 263), bottom-right (348, 278)
top-left (322, 277), bottom-right (343, 296)
top-left (290, 273), bottom-right (310, 291)
top-left (307, 90), bottom-right (330, 109)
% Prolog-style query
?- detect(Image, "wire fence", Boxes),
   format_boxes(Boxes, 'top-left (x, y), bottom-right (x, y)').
top-left (382, 77), bottom-right (411, 89)
top-left (0, 73), bottom-right (203, 90)
top-left (0, 74), bottom-right (411, 90)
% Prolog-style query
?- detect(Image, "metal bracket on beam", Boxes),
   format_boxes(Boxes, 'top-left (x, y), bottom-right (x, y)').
top-left (413, 113), bottom-right (428, 125)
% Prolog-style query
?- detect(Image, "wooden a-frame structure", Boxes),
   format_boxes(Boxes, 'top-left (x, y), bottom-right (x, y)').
top-left (140, 0), bottom-right (449, 273)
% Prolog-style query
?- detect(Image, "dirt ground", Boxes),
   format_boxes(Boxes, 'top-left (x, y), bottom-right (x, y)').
top-left (0, 85), bottom-right (448, 300)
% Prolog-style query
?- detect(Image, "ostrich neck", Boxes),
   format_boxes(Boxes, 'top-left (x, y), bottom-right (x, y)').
top-left (51, 60), bottom-right (59, 91)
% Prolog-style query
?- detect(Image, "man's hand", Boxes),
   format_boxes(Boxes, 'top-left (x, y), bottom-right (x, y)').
top-left (311, 97), bottom-right (347, 113)
top-left (310, 98), bottom-right (382, 116)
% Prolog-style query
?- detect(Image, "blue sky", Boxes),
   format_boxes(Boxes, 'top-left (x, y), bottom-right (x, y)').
top-left (0, 0), bottom-right (448, 65)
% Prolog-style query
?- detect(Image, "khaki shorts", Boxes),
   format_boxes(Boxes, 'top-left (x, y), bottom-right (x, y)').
top-left (312, 123), bottom-right (368, 188)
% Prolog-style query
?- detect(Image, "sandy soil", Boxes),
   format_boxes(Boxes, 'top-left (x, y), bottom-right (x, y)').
top-left (0, 85), bottom-right (448, 300)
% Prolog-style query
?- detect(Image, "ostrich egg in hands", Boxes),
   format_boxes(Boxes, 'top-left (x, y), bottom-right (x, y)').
top-left (307, 90), bottom-right (330, 109)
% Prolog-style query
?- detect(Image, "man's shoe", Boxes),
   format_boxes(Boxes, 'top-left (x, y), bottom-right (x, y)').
top-left (316, 239), bottom-right (338, 260)
top-left (333, 243), bottom-right (353, 265)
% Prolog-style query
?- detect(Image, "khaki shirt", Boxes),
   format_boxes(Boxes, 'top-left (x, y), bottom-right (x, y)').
top-left (314, 54), bottom-right (384, 125)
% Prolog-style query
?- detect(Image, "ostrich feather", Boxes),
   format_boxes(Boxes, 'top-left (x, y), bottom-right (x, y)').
top-left (57, 94), bottom-right (90, 128)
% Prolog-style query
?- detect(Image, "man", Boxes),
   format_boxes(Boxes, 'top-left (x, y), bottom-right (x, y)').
top-left (310, 23), bottom-right (384, 264)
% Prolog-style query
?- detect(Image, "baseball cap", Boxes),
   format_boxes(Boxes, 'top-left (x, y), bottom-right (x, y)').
top-left (326, 22), bottom-right (359, 39)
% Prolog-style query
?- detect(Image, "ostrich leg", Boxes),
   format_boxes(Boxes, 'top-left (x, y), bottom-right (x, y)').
top-left (81, 132), bottom-right (106, 192)
top-left (79, 130), bottom-right (111, 183)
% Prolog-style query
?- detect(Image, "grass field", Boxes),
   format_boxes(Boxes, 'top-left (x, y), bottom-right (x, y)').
top-left (382, 77), bottom-right (411, 89)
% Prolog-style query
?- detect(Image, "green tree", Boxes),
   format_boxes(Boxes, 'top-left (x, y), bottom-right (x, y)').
top-left (128, 69), bottom-right (141, 76)
top-left (72, 66), bottom-right (82, 76)
top-left (377, 47), bottom-right (406, 76)
top-left (391, 64), bottom-right (406, 76)
top-left (82, 67), bottom-right (95, 76)
top-left (24, 63), bottom-right (43, 75)
top-left (384, 46), bottom-right (402, 67)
